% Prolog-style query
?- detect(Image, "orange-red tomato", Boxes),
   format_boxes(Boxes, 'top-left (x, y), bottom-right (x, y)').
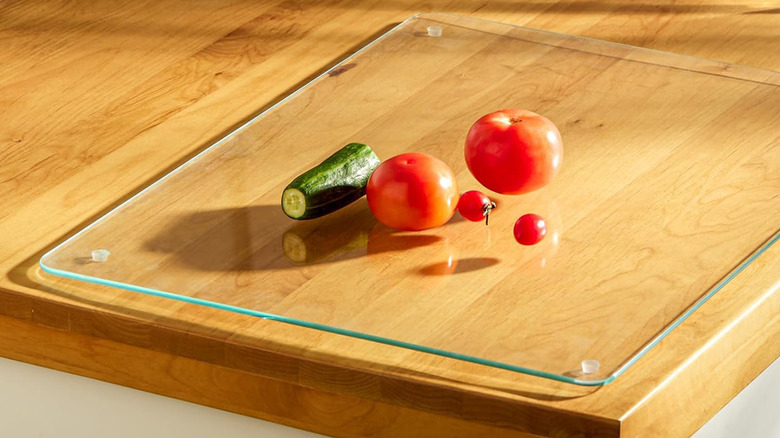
top-left (465, 108), bottom-right (563, 195)
top-left (366, 152), bottom-right (459, 231)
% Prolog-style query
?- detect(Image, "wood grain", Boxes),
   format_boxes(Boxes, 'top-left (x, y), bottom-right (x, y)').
top-left (1, 1), bottom-right (779, 437)
top-left (35, 12), bottom-right (779, 384)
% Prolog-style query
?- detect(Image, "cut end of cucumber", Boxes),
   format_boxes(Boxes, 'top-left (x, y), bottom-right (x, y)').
top-left (282, 188), bottom-right (307, 219)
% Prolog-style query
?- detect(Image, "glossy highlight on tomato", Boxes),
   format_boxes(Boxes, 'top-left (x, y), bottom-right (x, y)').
top-left (514, 213), bottom-right (547, 246)
top-left (366, 152), bottom-right (459, 231)
top-left (465, 108), bottom-right (563, 195)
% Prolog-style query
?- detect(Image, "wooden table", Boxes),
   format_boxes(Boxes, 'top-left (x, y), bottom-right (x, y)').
top-left (2, 1), bottom-right (778, 437)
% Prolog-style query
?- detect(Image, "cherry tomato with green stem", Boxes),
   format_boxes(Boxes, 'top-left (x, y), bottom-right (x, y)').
top-left (457, 190), bottom-right (496, 225)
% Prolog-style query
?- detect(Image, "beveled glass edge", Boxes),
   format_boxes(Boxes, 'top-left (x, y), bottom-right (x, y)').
top-left (416, 12), bottom-right (780, 85)
top-left (610, 232), bottom-right (779, 379)
top-left (38, 13), bottom-right (780, 386)
top-left (39, 230), bottom-right (779, 386)
top-left (37, 261), bottom-right (614, 386)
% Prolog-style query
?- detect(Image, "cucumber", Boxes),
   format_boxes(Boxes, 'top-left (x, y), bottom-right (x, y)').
top-left (281, 143), bottom-right (380, 220)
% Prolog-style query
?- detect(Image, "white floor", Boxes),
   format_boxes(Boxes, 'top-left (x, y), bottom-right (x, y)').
top-left (0, 355), bottom-right (777, 437)
top-left (692, 356), bottom-right (779, 438)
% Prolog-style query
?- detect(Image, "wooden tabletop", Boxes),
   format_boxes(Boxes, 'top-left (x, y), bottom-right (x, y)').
top-left (2, 1), bottom-right (778, 437)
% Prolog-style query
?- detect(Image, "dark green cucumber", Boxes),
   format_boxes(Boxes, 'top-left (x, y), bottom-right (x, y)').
top-left (281, 143), bottom-right (380, 220)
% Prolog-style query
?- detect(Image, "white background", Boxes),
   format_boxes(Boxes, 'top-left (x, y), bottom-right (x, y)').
top-left (0, 356), bottom-right (777, 437)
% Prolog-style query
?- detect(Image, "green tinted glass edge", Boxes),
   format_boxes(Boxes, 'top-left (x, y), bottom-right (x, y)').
top-left (40, 232), bottom-right (778, 386)
top-left (37, 13), bottom-right (780, 386)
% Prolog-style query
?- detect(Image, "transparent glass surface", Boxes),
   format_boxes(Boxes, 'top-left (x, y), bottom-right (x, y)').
top-left (40, 13), bottom-right (780, 385)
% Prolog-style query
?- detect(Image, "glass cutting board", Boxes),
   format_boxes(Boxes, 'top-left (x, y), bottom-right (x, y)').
top-left (40, 13), bottom-right (780, 385)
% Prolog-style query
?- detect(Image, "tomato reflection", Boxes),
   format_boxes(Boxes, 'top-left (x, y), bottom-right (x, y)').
top-left (521, 202), bottom-right (562, 271)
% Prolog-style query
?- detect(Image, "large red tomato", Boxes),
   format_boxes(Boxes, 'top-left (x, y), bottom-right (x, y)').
top-left (465, 108), bottom-right (563, 195)
top-left (366, 152), bottom-right (459, 231)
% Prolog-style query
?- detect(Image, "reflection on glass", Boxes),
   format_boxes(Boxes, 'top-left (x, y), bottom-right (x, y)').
top-left (282, 206), bottom-right (375, 264)
top-left (525, 201), bottom-right (562, 272)
top-left (38, 13), bottom-right (779, 385)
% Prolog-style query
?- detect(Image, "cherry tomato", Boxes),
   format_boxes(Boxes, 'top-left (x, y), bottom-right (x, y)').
top-left (465, 108), bottom-right (563, 195)
top-left (514, 214), bottom-right (547, 245)
top-left (457, 190), bottom-right (496, 224)
top-left (366, 152), bottom-right (459, 231)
